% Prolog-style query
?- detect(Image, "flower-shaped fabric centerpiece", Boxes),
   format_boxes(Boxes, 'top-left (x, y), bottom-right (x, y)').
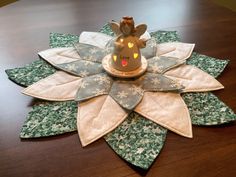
top-left (21, 17), bottom-right (223, 145)
top-left (5, 18), bottom-right (236, 169)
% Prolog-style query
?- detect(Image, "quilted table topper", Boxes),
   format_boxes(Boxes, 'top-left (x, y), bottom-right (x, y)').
top-left (5, 24), bottom-right (236, 169)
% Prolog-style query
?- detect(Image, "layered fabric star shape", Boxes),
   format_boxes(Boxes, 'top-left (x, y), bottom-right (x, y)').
top-left (5, 24), bottom-right (236, 169)
top-left (21, 31), bottom-right (223, 146)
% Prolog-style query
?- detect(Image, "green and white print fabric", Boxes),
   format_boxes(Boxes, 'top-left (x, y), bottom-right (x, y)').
top-left (105, 112), bottom-right (167, 169)
top-left (5, 23), bottom-right (236, 169)
top-left (5, 59), bottom-right (56, 86)
top-left (182, 92), bottom-right (236, 125)
top-left (186, 52), bottom-right (229, 78)
top-left (20, 101), bottom-right (77, 138)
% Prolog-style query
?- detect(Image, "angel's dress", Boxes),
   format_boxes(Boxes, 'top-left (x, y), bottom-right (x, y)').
top-left (112, 35), bottom-right (143, 71)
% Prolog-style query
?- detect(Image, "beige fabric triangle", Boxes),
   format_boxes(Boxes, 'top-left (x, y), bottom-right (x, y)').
top-left (78, 95), bottom-right (128, 146)
top-left (38, 47), bottom-right (80, 65)
top-left (135, 92), bottom-right (192, 138)
top-left (164, 64), bottom-right (224, 92)
top-left (22, 71), bottom-right (82, 101)
top-left (158, 42), bottom-right (195, 60)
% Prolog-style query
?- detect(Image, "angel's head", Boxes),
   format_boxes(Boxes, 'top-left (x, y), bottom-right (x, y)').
top-left (110, 17), bottom-right (147, 38)
top-left (120, 16), bottom-right (135, 36)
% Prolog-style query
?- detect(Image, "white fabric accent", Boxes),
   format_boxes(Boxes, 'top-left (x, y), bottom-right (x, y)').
top-left (79, 32), bottom-right (113, 48)
top-left (135, 92), bottom-right (192, 138)
top-left (164, 64), bottom-right (224, 92)
top-left (78, 95), bottom-right (128, 147)
top-left (140, 31), bottom-right (151, 40)
top-left (38, 47), bottom-right (80, 65)
top-left (22, 71), bottom-right (82, 101)
top-left (159, 42), bottom-right (195, 60)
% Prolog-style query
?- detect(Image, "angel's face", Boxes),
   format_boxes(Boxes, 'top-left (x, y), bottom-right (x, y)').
top-left (120, 24), bottom-right (131, 36)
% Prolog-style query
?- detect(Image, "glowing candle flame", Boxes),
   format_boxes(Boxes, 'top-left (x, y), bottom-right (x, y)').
top-left (128, 42), bottom-right (134, 48)
top-left (113, 55), bottom-right (117, 62)
top-left (121, 58), bottom-right (128, 67)
top-left (133, 53), bottom-right (138, 59)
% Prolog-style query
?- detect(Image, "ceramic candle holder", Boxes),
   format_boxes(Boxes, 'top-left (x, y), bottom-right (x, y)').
top-left (102, 17), bottom-right (148, 78)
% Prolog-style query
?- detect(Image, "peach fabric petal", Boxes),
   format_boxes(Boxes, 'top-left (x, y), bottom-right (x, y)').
top-left (38, 47), bottom-right (80, 65)
top-left (158, 42), bottom-right (195, 60)
top-left (135, 92), bottom-right (192, 138)
top-left (22, 71), bottom-right (82, 101)
top-left (164, 64), bottom-right (224, 92)
top-left (78, 95), bottom-right (128, 146)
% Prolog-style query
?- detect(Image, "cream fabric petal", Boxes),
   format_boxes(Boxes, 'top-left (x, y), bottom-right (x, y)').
top-left (22, 71), bottom-right (82, 101)
top-left (38, 47), bottom-right (80, 65)
top-left (164, 64), bottom-right (224, 92)
top-left (135, 92), bottom-right (192, 138)
top-left (158, 42), bottom-right (195, 60)
top-left (79, 32), bottom-right (113, 48)
top-left (156, 44), bottom-right (176, 56)
top-left (78, 95), bottom-right (128, 146)
top-left (79, 31), bottom-right (151, 49)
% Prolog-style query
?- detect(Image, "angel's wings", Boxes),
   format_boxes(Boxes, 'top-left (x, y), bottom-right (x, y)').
top-left (134, 24), bottom-right (147, 37)
top-left (110, 21), bottom-right (121, 36)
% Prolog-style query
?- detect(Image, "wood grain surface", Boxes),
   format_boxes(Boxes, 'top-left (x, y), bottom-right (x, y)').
top-left (0, 0), bottom-right (236, 177)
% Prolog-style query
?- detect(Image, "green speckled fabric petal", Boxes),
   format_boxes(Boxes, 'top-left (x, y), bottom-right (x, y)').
top-left (105, 112), bottom-right (167, 169)
top-left (20, 101), bottom-right (77, 138)
top-left (187, 52), bottom-right (229, 78)
top-left (150, 30), bottom-right (180, 43)
top-left (182, 92), bottom-right (236, 125)
top-left (5, 59), bottom-right (56, 87)
top-left (49, 32), bottom-right (80, 48)
top-left (99, 23), bottom-right (115, 37)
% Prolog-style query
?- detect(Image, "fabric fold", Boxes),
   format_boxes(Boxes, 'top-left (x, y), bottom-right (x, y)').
top-left (158, 42), bottom-right (195, 60)
top-left (78, 95), bottom-right (128, 146)
top-left (147, 56), bottom-right (185, 74)
top-left (22, 71), bottom-right (82, 101)
top-left (135, 92), bottom-right (193, 138)
top-left (38, 47), bottom-right (80, 65)
top-left (164, 64), bottom-right (224, 92)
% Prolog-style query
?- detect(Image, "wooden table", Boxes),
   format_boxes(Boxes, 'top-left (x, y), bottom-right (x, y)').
top-left (1, 0), bottom-right (236, 176)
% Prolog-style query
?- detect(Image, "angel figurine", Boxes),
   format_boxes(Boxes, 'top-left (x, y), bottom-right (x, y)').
top-left (110, 16), bottom-right (147, 72)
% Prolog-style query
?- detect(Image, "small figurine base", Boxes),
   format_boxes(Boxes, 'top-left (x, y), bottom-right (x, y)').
top-left (102, 54), bottom-right (147, 78)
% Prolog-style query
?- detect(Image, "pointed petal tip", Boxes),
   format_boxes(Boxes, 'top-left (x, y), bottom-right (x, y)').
top-left (183, 131), bottom-right (193, 138)
top-left (80, 139), bottom-right (89, 147)
top-left (77, 95), bottom-right (128, 147)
